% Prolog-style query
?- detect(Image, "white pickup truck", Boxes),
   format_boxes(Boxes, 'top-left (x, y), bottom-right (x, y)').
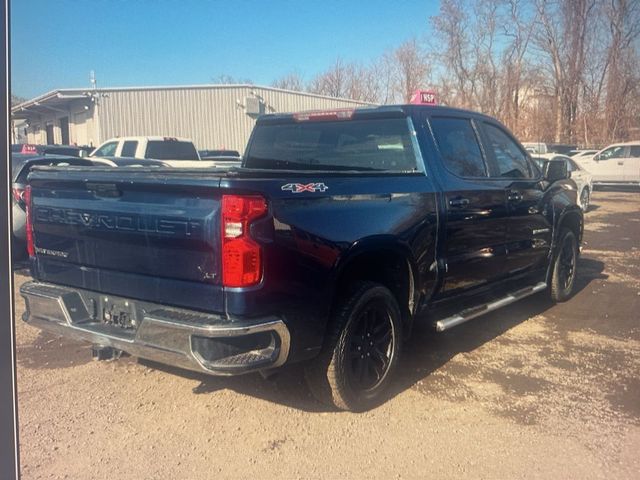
top-left (574, 141), bottom-right (640, 186)
top-left (89, 136), bottom-right (206, 167)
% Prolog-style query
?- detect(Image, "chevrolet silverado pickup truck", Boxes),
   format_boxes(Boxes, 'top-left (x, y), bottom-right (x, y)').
top-left (20, 105), bottom-right (583, 411)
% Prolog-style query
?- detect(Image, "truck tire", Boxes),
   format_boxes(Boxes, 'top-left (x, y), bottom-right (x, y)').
top-left (580, 188), bottom-right (590, 212)
top-left (305, 281), bottom-right (403, 411)
top-left (550, 229), bottom-right (578, 302)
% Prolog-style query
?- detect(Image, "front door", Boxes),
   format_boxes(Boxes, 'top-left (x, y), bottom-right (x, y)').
top-left (428, 116), bottom-right (508, 295)
top-left (582, 145), bottom-right (627, 182)
top-left (479, 121), bottom-right (551, 277)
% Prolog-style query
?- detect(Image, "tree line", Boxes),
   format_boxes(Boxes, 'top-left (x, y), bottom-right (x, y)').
top-left (270, 0), bottom-right (639, 147)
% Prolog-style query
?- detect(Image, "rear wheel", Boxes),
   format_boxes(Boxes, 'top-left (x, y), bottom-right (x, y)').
top-left (580, 188), bottom-right (590, 212)
top-left (550, 229), bottom-right (578, 302)
top-left (305, 281), bottom-right (402, 411)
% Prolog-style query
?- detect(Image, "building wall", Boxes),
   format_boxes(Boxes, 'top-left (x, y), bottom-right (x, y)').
top-left (23, 100), bottom-right (99, 147)
top-left (97, 86), bottom-right (369, 152)
top-left (15, 85), bottom-right (371, 151)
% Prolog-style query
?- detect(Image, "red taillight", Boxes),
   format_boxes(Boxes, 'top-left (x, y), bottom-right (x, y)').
top-left (12, 186), bottom-right (25, 204)
top-left (221, 195), bottom-right (267, 287)
top-left (24, 185), bottom-right (35, 258)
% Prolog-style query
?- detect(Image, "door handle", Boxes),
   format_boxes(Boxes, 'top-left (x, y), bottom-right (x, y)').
top-left (507, 192), bottom-right (523, 202)
top-left (449, 197), bottom-right (470, 207)
top-left (617, 161), bottom-right (624, 165)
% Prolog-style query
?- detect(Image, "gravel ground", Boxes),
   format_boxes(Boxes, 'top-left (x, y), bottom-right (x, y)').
top-left (13, 190), bottom-right (640, 479)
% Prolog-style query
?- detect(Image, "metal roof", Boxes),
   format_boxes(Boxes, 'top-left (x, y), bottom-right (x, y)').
top-left (11, 84), bottom-right (372, 116)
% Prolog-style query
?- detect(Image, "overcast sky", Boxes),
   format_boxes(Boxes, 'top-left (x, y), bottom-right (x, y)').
top-left (10, 0), bottom-right (439, 99)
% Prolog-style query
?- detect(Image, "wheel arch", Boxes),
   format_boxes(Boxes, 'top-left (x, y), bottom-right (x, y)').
top-left (556, 206), bottom-right (583, 245)
top-left (330, 237), bottom-right (419, 331)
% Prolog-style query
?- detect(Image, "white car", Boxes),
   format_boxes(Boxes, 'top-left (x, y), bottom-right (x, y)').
top-left (573, 141), bottom-right (640, 186)
top-left (533, 154), bottom-right (593, 211)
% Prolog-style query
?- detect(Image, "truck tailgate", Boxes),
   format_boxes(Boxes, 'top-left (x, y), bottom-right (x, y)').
top-left (28, 168), bottom-right (225, 313)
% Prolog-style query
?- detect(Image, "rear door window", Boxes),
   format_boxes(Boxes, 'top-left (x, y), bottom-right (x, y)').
top-left (121, 140), bottom-right (138, 157)
top-left (244, 117), bottom-right (418, 171)
top-left (430, 117), bottom-right (487, 177)
top-left (482, 123), bottom-right (532, 179)
top-left (145, 141), bottom-right (199, 160)
top-left (629, 146), bottom-right (640, 157)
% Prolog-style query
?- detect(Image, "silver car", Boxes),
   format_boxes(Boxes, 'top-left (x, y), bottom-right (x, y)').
top-left (533, 154), bottom-right (593, 211)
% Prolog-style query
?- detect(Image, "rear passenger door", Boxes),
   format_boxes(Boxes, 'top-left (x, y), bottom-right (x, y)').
top-left (120, 140), bottom-right (138, 158)
top-left (429, 116), bottom-right (508, 295)
top-left (479, 122), bottom-right (551, 277)
top-left (624, 145), bottom-right (640, 182)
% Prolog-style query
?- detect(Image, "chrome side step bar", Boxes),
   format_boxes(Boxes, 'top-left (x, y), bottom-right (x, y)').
top-left (434, 282), bottom-right (548, 332)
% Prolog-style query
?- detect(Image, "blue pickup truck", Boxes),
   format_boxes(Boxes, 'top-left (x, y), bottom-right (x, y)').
top-left (20, 105), bottom-right (583, 410)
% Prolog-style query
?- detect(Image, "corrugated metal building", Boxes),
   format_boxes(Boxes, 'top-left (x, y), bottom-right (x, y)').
top-left (11, 85), bottom-right (371, 152)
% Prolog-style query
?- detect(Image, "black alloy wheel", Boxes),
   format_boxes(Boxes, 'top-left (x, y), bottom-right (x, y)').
top-left (558, 234), bottom-right (576, 291)
top-left (305, 281), bottom-right (403, 411)
top-left (347, 300), bottom-right (395, 393)
top-left (580, 188), bottom-right (590, 212)
top-left (550, 229), bottom-right (578, 302)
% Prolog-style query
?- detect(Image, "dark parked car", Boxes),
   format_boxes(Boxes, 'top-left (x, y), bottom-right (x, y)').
top-left (198, 149), bottom-right (241, 159)
top-left (11, 144), bottom-right (92, 157)
top-left (20, 105), bottom-right (582, 410)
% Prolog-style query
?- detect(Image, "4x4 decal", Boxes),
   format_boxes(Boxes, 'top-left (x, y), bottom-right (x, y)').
top-left (281, 182), bottom-right (329, 193)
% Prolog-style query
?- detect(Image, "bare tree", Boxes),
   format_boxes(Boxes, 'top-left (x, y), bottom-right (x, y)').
top-left (261, 0), bottom-right (640, 144)
top-left (430, 0), bottom-right (504, 114)
top-left (532, 0), bottom-right (597, 142)
top-left (272, 72), bottom-right (305, 91)
top-left (499, 0), bottom-right (538, 135)
top-left (601, 0), bottom-right (640, 141)
top-left (387, 38), bottom-right (431, 102)
top-left (211, 74), bottom-right (253, 85)
top-left (308, 59), bottom-right (381, 102)
top-left (308, 58), bottom-right (350, 98)
top-left (11, 94), bottom-right (26, 106)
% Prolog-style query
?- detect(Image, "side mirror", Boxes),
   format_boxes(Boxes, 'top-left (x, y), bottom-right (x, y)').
top-left (593, 154), bottom-right (600, 162)
top-left (544, 159), bottom-right (568, 183)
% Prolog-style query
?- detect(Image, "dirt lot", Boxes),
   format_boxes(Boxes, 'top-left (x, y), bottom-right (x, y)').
top-left (13, 190), bottom-right (640, 479)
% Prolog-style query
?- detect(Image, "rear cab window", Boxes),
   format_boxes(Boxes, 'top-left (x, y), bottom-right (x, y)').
top-left (244, 115), bottom-right (420, 171)
top-left (145, 140), bottom-right (199, 160)
top-left (482, 123), bottom-right (533, 179)
top-left (429, 117), bottom-right (487, 177)
top-left (121, 140), bottom-right (138, 157)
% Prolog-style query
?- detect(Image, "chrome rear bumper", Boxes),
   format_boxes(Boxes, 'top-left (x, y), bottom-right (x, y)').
top-left (20, 281), bottom-right (290, 375)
